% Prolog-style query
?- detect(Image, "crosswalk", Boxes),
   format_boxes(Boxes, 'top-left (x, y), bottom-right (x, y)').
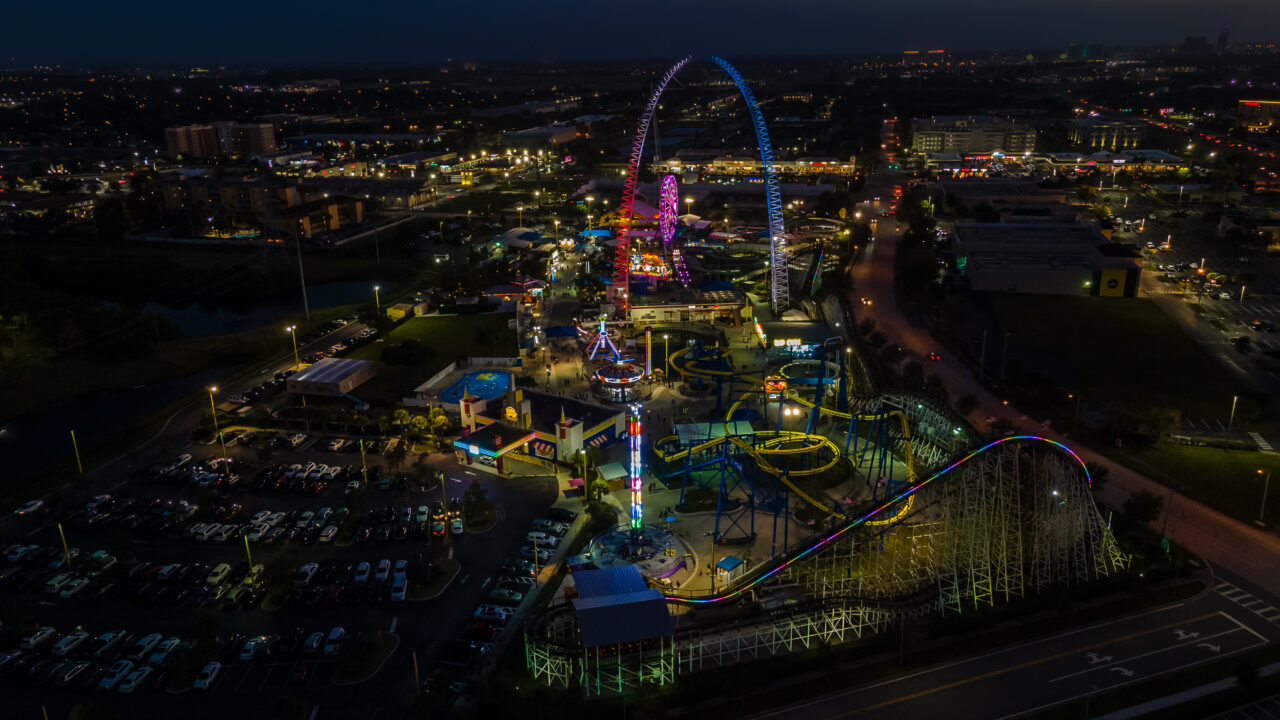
top-left (1251, 432), bottom-right (1276, 453)
top-left (1208, 694), bottom-right (1280, 720)
top-left (1216, 580), bottom-right (1280, 625)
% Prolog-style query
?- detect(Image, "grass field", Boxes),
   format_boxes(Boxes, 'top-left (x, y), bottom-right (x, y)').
top-left (1099, 443), bottom-right (1280, 524)
top-left (346, 313), bottom-right (518, 406)
top-left (986, 295), bottom-right (1265, 421)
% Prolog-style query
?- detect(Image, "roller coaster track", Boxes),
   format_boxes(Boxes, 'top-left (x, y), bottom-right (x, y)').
top-left (663, 434), bottom-right (1091, 604)
top-left (656, 346), bottom-right (916, 521)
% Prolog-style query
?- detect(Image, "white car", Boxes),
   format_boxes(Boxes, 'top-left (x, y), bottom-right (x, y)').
top-left (98, 659), bottom-right (134, 690)
top-left (318, 525), bottom-right (338, 543)
top-left (148, 637), bottom-right (182, 665)
top-left (129, 633), bottom-right (163, 661)
top-left (305, 464), bottom-right (329, 481)
top-left (250, 510), bottom-right (271, 525)
top-left (117, 665), bottom-right (153, 693)
top-left (246, 524), bottom-right (271, 542)
top-left (354, 562), bottom-right (371, 584)
top-left (6, 544), bottom-right (38, 562)
top-left (13, 500), bottom-right (43, 515)
top-left (211, 524), bottom-right (239, 542)
top-left (321, 465), bottom-right (342, 481)
top-left (52, 631), bottom-right (89, 657)
top-left (375, 559), bottom-right (391, 582)
top-left (195, 524), bottom-right (221, 541)
top-left (206, 563), bottom-right (231, 585)
top-left (21, 626), bottom-right (56, 650)
top-left (194, 661), bottom-right (221, 690)
top-left (174, 453), bottom-right (192, 467)
top-left (326, 438), bottom-right (346, 452)
top-left (390, 574), bottom-right (407, 602)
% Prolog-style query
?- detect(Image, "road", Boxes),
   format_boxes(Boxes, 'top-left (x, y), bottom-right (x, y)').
top-left (847, 155), bottom-right (1280, 601)
top-left (747, 574), bottom-right (1279, 720)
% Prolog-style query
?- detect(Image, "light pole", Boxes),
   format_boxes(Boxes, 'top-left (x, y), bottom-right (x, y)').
top-left (285, 325), bottom-right (300, 368)
top-left (1228, 395), bottom-right (1239, 438)
top-left (554, 219), bottom-right (560, 240)
top-left (663, 334), bottom-right (670, 379)
top-left (517, 205), bottom-right (524, 227)
top-left (587, 214), bottom-right (593, 238)
top-left (1258, 469), bottom-right (1272, 524)
top-left (373, 285), bottom-right (381, 312)
top-left (208, 386), bottom-right (228, 464)
top-left (684, 196), bottom-right (693, 216)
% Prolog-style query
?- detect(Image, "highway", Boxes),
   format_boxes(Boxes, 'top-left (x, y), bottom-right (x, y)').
top-left (746, 581), bottom-right (1277, 720)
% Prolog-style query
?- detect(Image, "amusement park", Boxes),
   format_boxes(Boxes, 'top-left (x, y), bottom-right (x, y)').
top-left (446, 55), bottom-right (1145, 712)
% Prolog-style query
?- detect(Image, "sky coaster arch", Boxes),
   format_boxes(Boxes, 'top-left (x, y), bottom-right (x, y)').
top-left (613, 56), bottom-right (789, 315)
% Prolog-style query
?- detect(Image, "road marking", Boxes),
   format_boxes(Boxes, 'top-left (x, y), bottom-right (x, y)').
top-left (464, 470), bottom-right (477, 476)
top-left (1109, 666), bottom-right (1134, 677)
top-left (460, 574), bottom-right (470, 584)
top-left (853, 612), bottom-right (1219, 713)
top-left (307, 707), bottom-right (319, 720)
top-left (1050, 624), bottom-right (1247, 682)
top-left (482, 576), bottom-right (493, 588)
top-left (389, 617), bottom-right (398, 633)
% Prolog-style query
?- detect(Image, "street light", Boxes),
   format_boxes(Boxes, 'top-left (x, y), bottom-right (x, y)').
top-left (1258, 469), bottom-right (1272, 524)
top-left (684, 196), bottom-right (693, 216)
top-left (285, 325), bottom-right (300, 368)
top-left (1228, 395), bottom-right (1239, 438)
top-left (207, 386), bottom-right (228, 465)
top-left (517, 205), bottom-right (524, 226)
top-left (663, 334), bottom-right (670, 377)
top-left (373, 285), bottom-right (381, 311)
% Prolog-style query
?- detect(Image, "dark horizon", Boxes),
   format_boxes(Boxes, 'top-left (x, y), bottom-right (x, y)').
top-left (6, 0), bottom-right (1279, 67)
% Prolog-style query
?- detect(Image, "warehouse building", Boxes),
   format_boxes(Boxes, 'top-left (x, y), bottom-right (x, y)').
top-left (953, 222), bottom-right (1141, 297)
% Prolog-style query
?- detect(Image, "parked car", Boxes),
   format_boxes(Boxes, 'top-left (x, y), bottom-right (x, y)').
top-left (206, 563), bottom-right (231, 584)
top-left (323, 627), bottom-right (345, 656)
top-left (117, 665), bottom-right (153, 693)
top-left (98, 659), bottom-right (134, 690)
top-left (193, 661), bottom-right (221, 690)
top-left (52, 631), bottom-right (89, 657)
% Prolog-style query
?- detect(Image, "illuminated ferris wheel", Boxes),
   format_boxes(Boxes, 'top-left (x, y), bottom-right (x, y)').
top-left (658, 174), bottom-right (678, 246)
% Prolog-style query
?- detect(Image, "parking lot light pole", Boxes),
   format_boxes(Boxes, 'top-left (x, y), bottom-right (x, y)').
top-left (70, 430), bottom-right (83, 475)
top-left (412, 651), bottom-right (420, 694)
top-left (243, 533), bottom-right (253, 567)
top-left (56, 523), bottom-right (71, 571)
top-left (359, 439), bottom-right (368, 484)
top-left (286, 325), bottom-right (300, 368)
top-left (373, 285), bottom-right (381, 312)
top-left (208, 386), bottom-right (228, 463)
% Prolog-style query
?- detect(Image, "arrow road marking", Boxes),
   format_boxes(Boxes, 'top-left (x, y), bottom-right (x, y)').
top-left (1086, 652), bottom-right (1113, 664)
top-left (389, 617), bottom-right (398, 633)
top-left (1110, 667), bottom-right (1134, 677)
top-left (459, 574), bottom-right (470, 585)
top-left (1198, 643), bottom-right (1221, 653)
top-left (1173, 629), bottom-right (1200, 641)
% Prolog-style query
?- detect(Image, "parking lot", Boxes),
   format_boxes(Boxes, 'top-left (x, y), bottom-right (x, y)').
top-left (0, 421), bottom-right (569, 718)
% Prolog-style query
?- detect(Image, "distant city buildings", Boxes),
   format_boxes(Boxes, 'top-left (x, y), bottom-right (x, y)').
top-left (1237, 100), bottom-right (1280, 132)
top-left (164, 122), bottom-right (278, 158)
top-left (502, 126), bottom-right (579, 151)
top-left (1068, 118), bottom-right (1146, 152)
top-left (909, 116), bottom-right (1036, 156)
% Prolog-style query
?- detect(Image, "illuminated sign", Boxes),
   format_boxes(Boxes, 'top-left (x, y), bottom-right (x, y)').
top-left (504, 406), bottom-right (518, 422)
top-left (754, 320), bottom-right (767, 346)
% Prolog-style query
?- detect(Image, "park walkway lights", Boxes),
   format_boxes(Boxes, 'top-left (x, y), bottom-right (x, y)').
top-left (373, 285), bottom-right (381, 311)
top-left (285, 325), bottom-right (300, 368)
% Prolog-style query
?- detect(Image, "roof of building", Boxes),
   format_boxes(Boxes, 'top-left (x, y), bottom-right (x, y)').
top-left (454, 421), bottom-right (536, 458)
top-left (596, 462), bottom-right (628, 481)
top-left (289, 357), bottom-right (374, 385)
top-left (759, 321), bottom-right (837, 345)
top-left (716, 555), bottom-right (744, 572)
top-left (571, 565), bottom-right (673, 647)
top-left (520, 389), bottom-right (622, 435)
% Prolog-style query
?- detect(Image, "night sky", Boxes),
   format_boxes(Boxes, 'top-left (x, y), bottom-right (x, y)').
top-left (6, 0), bottom-right (1280, 65)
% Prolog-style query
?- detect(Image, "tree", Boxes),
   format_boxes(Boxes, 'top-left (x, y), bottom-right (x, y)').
top-left (858, 318), bottom-right (876, 337)
top-left (386, 441), bottom-right (407, 470)
top-left (901, 361), bottom-right (925, 387)
top-left (393, 408), bottom-right (410, 426)
top-left (428, 407), bottom-right (451, 441)
top-left (987, 417), bottom-right (1016, 439)
top-left (879, 344), bottom-right (905, 369)
top-left (1085, 462), bottom-right (1110, 493)
top-left (956, 394), bottom-right (979, 417)
top-left (1122, 490), bottom-right (1164, 527)
top-left (867, 331), bottom-right (888, 349)
top-left (463, 479), bottom-right (492, 524)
